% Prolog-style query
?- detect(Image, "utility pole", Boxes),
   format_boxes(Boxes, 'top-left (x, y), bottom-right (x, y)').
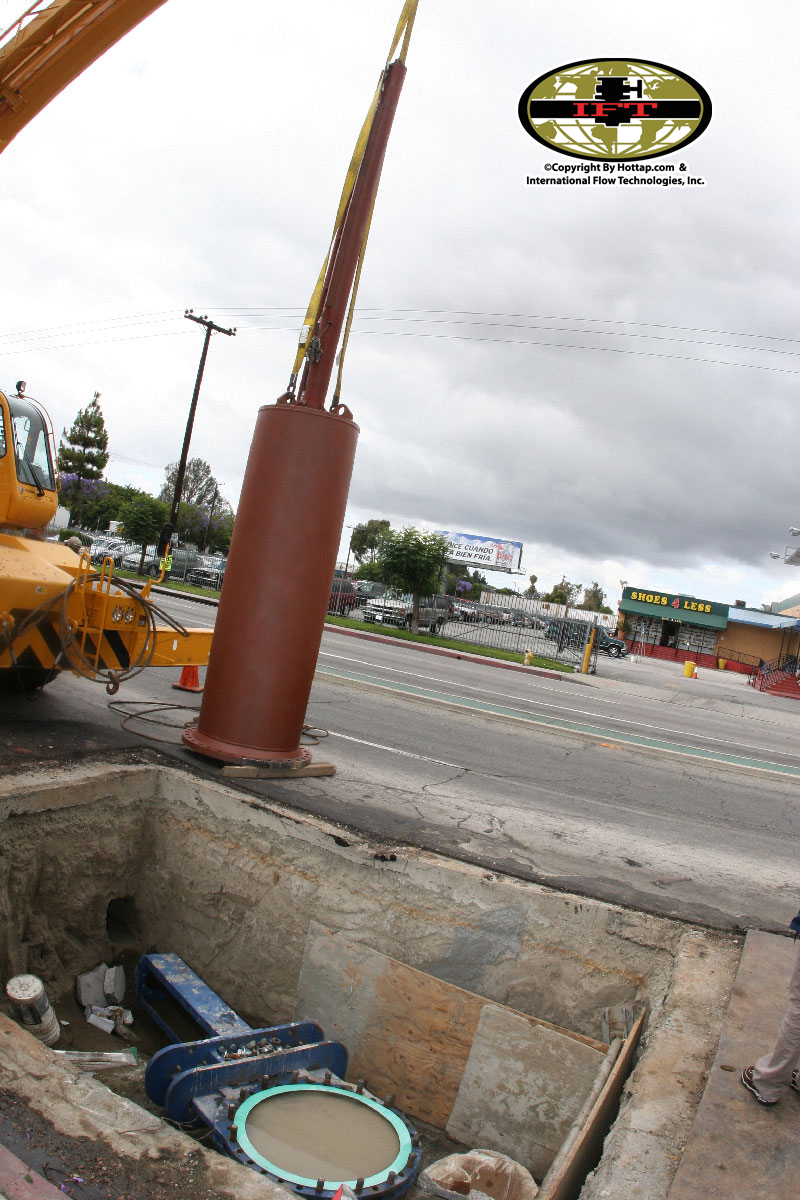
top-left (161, 311), bottom-right (235, 553)
top-left (202, 484), bottom-right (219, 553)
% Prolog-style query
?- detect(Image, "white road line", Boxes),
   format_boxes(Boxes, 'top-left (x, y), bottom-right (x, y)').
top-left (317, 650), bottom-right (800, 761)
top-left (327, 730), bottom-right (467, 770)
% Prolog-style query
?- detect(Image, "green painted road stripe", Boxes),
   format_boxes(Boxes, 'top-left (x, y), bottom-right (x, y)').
top-left (318, 665), bottom-right (800, 779)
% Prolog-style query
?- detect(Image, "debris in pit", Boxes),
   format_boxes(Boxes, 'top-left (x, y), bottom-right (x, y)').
top-left (53, 1048), bottom-right (138, 1071)
top-left (85, 1004), bottom-right (135, 1042)
top-left (76, 962), bottom-right (127, 1008)
top-left (76, 963), bottom-right (109, 1009)
top-left (418, 1150), bottom-right (539, 1200)
top-left (104, 964), bottom-right (126, 1004)
top-left (86, 1009), bottom-right (115, 1034)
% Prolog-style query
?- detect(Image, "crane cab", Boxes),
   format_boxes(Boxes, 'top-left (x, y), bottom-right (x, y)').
top-left (0, 386), bottom-right (59, 531)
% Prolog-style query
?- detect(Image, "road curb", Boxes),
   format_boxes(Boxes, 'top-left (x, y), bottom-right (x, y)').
top-left (0, 1143), bottom-right (66, 1198)
top-left (323, 623), bottom-right (577, 682)
top-left (123, 578), bottom-right (221, 607)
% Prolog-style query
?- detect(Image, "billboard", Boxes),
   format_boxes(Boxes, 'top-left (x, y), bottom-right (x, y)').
top-left (436, 530), bottom-right (523, 573)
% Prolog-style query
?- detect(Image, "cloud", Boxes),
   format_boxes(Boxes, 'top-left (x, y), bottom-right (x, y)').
top-left (1, 0), bottom-right (798, 610)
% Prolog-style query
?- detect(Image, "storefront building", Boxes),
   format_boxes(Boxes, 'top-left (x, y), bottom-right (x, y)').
top-left (617, 587), bottom-right (800, 672)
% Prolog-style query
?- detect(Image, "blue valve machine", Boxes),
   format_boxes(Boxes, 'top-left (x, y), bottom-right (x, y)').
top-left (136, 953), bottom-right (422, 1199)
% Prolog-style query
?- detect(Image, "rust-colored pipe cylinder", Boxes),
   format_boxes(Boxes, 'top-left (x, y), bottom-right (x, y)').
top-left (183, 402), bottom-right (358, 764)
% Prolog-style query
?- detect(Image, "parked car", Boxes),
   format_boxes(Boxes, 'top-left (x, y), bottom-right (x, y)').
top-left (544, 618), bottom-right (590, 650)
top-left (353, 580), bottom-right (387, 602)
top-left (510, 610), bottom-right (533, 628)
top-left (544, 619), bottom-right (627, 657)
top-left (363, 591), bottom-right (451, 633)
top-left (121, 545), bottom-right (156, 571)
top-left (452, 599), bottom-right (481, 622)
top-left (186, 557), bottom-right (227, 590)
top-left (90, 537), bottom-right (135, 565)
top-left (594, 629), bottom-right (629, 658)
top-left (483, 606), bottom-right (513, 625)
top-left (120, 544), bottom-right (200, 581)
top-left (329, 578), bottom-right (357, 615)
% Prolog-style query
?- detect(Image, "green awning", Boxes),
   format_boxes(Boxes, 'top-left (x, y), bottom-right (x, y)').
top-left (619, 588), bottom-right (728, 630)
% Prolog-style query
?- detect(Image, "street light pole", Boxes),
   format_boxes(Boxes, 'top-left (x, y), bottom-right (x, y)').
top-left (161, 310), bottom-right (236, 553)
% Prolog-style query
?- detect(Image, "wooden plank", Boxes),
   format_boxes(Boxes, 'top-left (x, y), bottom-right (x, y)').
top-left (221, 762), bottom-right (335, 779)
top-left (295, 922), bottom-right (607, 1137)
top-left (536, 1009), bottom-right (646, 1200)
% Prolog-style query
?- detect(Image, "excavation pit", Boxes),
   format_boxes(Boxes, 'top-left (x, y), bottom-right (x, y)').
top-left (0, 763), bottom-right (742, 1200)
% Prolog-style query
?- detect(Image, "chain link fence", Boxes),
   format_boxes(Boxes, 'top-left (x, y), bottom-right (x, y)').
top-left (353, 593), bottom-right (617, 669)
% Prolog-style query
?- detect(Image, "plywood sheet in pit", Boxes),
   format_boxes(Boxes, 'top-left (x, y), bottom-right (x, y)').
top-left (294, 922), bottom-right (606, 1149)
top-left (446, 1004), bottom-right (609, 1182)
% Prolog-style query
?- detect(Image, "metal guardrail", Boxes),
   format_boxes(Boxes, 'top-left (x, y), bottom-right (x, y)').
top-left (748, 654), bottom-right (798, 691)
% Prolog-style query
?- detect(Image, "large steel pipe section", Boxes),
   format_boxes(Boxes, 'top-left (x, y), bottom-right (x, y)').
top-left (183, 402), bottom-right (358, 764)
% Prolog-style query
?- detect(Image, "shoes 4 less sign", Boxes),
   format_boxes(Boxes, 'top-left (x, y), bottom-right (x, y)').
top-left (620, 586), bottom-right (728, 629)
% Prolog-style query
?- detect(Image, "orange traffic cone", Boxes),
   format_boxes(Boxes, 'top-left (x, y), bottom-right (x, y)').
top-left (693, 665), bottom-right (698, 679)
top-left (172, 664), bottom-right (204, 693)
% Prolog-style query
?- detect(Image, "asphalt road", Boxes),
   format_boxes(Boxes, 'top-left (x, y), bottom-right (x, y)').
top-left (5, 590), bottom-right (800, 932)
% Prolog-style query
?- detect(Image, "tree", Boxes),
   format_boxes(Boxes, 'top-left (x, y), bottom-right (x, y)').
top-left (442, 564), bottom-right (486, 598)
top-left (353, 560), bottom-right (385, 583)
top-left (206, 505), bottom-right (235, 554)
top-left (580, 581), bottom-right (608, 612)
top-left (80, 481), bottom-right (147, 531)
top-left (59, 474), bottom-right (106, 528)
top-left (117, 495), bottom-right (169, 573)
top-left (524, 574), bottom-right (538, 598)
top-left (158, 458), bottom-right (218, 509)
top-left (542, 577), bottom-right (582, 607)
top-left (350, 518), bottom-right (390, 564)
top-left (375, 528), bottom-right (449, 631)
top-left (174, 501), bottom-right (206, 548)
top-left (57, 392), bottom-right (109, 524)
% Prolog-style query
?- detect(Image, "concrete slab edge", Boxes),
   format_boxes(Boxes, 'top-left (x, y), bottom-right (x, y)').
top-left (0, 1143), bottom-right (65, 1199)
top-left (577, 928), bottom-right (742, 1200)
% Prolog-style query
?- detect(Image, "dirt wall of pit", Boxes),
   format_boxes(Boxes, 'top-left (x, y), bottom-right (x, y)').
top-left (0, 762), bottom-right (743, 1200)
top-left (0, 763), bottom-right (685, 1041)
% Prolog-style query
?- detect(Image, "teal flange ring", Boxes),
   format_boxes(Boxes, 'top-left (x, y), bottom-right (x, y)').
top-left (233, 1083), bottom-right (413, 1188)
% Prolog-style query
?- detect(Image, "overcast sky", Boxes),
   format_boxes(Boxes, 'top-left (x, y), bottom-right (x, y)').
top-left (2, 0), bottom-right (799, 608)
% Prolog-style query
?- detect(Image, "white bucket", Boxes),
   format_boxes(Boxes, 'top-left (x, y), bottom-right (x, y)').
top-left (5, 973), bottom-right (61, 1046)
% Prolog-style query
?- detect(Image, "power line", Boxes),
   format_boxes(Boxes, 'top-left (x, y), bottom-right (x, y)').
top-left (4, 306), bottom-right (800, 347)
top-left (210, 306), bottom-right (800, 348)
top-left (347, 328), bottom-right (800, 378)
top-left (0, 328), bottom-right (198, 357)
top-left (3, 307), bottom-right (800, 378)
top-left (0, 311), bottom-right (180, 341)
top-left (107, 452), bottom-right (165, 469)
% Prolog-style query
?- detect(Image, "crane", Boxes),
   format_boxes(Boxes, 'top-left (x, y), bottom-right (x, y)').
top-left (0, 0), bottom-right (168, 152)
top-left (0, 0), bottom-right (420, 775)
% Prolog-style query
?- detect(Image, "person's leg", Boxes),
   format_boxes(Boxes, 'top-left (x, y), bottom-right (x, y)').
top-left (749, 940), bottom-right (800, 1102)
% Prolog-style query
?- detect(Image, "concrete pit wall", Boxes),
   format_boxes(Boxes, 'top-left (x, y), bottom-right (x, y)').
top-left (0, 763), bottom-right (741, 1200)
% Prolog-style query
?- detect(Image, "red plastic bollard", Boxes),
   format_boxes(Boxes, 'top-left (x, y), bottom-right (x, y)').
top-left (183, 402), bottom-right (358, 765)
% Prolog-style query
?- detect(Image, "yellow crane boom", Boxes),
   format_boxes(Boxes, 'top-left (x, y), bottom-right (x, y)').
top-left (0, 0), bottom-right (167, 152)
